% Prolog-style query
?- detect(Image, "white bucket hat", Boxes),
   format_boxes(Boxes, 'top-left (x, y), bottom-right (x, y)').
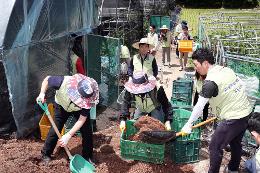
top-left (132, 38), bottom-right (155, 50)
top-left (160, 25), bottom-right (169, 30)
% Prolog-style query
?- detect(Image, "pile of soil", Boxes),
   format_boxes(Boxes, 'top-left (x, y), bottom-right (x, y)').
top-left (129, 116), bottom-right (166, 142)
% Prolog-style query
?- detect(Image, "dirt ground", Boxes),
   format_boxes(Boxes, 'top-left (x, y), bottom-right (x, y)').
top-left (0, 48), bottom-right (250, 172)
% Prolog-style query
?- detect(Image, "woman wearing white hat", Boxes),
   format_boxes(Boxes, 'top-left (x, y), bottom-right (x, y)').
top-left (160, 25), bottom-right (172, 67)
top-left (119, 71), bottom-right (173, 132)
top-left (128, 38), bottom-right (158, 78)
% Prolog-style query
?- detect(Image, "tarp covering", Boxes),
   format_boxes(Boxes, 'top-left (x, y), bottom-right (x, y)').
top-left (0, 0), bottom-right (99, 138)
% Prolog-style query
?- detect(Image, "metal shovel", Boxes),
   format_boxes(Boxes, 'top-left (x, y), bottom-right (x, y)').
top-left (38, 102), bottom-right (96, 173)
top-left (142, 117), bottom-right (217, 144)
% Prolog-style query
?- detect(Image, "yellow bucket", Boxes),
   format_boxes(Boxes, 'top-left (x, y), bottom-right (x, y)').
top-left (178, 40), bottom-right (193, 53)
top-left (39, 103), bottom-right (65, 140)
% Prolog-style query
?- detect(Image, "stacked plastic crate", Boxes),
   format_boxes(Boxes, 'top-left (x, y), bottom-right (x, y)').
top-left (171, 78), bottom-right (194, 110)
top-left (170, 109), bottom-right (201, 163)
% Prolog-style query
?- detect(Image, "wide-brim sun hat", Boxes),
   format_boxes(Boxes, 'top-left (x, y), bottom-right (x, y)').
top-left (160, 25), bottom-right (169, 30)
top-left (132, 38), bottom-right (155, 50)
top-left (124, 71), bottom-right (156, 94)
top-left (67, 74), bottom-right (99, 109)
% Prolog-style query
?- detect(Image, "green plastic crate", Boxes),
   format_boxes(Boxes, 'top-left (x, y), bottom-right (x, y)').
top-left (171, 97), bottom-right (192, 106)
top-left (170, 139), bottom-right (200, 163)
top-left (170, 102), bottom-right (193, 112)
top-left (171, 109), bottom-right (201, 141)
top-left (120, 120), bottom-right (165, 164)
top-left (243, 130), bottom-right (257, 147)
top-left (171, 79), bottom-right (193, 106)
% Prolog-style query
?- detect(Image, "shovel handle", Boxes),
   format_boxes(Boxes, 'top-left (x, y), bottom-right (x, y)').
top-left (38, 102), bottom-right (73, 159)
top-left (176, 117), bottom-right (217, 137)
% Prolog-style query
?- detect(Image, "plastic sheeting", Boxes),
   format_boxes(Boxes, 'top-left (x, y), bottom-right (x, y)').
top-left (0, 0), bottom-right (99, 137)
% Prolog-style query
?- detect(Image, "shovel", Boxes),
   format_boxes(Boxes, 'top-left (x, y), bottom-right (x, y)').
top-left (38, 102), bottom-right (96, 173)
top-left (142, 117), bottom-right (217, 144)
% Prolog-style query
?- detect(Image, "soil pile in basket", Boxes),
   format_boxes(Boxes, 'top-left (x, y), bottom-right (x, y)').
top-left (129, 116), bottom-right (166, 143)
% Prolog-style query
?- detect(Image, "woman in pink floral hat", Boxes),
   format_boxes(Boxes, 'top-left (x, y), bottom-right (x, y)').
top-left (119, 71), bottom-right (173, 132)
top-left (36, 73), bottom-right (99, 165)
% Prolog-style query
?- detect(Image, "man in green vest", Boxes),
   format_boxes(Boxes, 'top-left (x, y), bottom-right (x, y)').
top-left (119, 71), bottom-right (173, 132)
top-left (128, 38), bottom-right (158, 78)
top-left (181, 48), bottom-right (253, 173)
top-left (245, 112), bottom-right (260, 173)
top-left (36, 74), bottom-right (99, 165)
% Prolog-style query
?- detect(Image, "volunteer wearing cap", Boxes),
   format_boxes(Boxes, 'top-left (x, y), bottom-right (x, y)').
top-left (36, 74), bottom-right (99, 164)
top-left (181, 48), bottom-right (252, 173)
top-left (119, 71), bottom-right (173, 132)
top-left (128, 38), bottom-right (158, 78)
top-left (159, 25), bottom-right (172, 67)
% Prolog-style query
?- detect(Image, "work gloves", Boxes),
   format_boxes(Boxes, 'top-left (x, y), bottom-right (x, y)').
top-left (164, 121), bottom-right (171, 131)
top-left (59, 132), bottom-right (72, 147)
top-left (120, 120), bottom-right (126, 133)
top-left (36, 93), bottom-right (45, 103)
top-left (181, 122), bottom-right (193, 136)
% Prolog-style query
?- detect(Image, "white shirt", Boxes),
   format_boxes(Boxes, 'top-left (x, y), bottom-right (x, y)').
top-left (147, 32), bottom-right (159, 51)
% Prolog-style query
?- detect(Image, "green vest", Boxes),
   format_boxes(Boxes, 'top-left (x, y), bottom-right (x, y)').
top-left (71, 53), bottom-right (78, 74)
top-left (121, 46), bottom-right (130, 59)
top-left (133, 54), bottom-right (154, 76)
top-left (55, 76), bottom-right (81, 112)
top-left (161, 31), bottom-right (171, 48)
top-left (195, 80), bottom-right (203, 93)
top-left (134, 94), bottom-right (155, 113)
top-left (206, 65), bottom-right (252, 120)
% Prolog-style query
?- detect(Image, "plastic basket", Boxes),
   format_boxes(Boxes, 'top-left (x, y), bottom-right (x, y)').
top-left (243, 130), bottom-right (257, 147)
top-left (120, 120), bottom-right (165, 164)
top-left (178, 40), bottom-right (193, 52)
top-left (171, 109), bottom-right (201, 141)
top-left (39, 103), bottom-right (65, 140)
top-left (171, 79), bottom-right (193, 106)
top-left (170, 139), bottom-right (200, 163)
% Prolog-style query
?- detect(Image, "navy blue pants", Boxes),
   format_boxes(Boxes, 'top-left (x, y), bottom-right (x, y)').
top-left (42, 103), bottom-right (93, 160)
top-left (208, 114), bottom-right (250, 173)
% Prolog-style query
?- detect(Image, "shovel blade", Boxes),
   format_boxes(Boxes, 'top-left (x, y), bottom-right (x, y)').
top-left (142, 130), bottom-right (177, 144)
top-left (70, 154), bottom-right (96, 173)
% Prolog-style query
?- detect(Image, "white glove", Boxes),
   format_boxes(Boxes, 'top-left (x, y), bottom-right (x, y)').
top-left (59, 133), bottom-right (72, 147)
top-left (120, 121), bottom-right (126, 133)
top-left (36, 93), bottom-right (45, 103)
top-left (165, 121), bottom-right (171, 131)
top-left (181, 122), bottom-right (193, 135)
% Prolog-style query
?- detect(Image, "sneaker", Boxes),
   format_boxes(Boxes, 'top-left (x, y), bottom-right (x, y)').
top-left (168, 64), bottom-right (171, 68)
top-left (42, 154), bottom-right (51, 163)
top-left (179, 67), bottom-right (183, 71)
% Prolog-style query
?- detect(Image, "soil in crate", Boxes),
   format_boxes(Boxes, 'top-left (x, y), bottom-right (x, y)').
top-left (128, 116), bottom-right (166, 143)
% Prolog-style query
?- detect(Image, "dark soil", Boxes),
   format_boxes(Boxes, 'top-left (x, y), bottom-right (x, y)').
top-left (0, 107), bottom-right (195, 173)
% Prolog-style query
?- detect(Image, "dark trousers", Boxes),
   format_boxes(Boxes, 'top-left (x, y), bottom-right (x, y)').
top-left (42, 103), bottom-right (93, 160)
top-left (208, 115), bottom-right (250, 173)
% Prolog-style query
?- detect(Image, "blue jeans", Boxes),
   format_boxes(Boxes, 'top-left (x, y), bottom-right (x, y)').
top-left (245, 157), bottom-right (257, 173)
top-left (133, 106), bottom-right (165, 123)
